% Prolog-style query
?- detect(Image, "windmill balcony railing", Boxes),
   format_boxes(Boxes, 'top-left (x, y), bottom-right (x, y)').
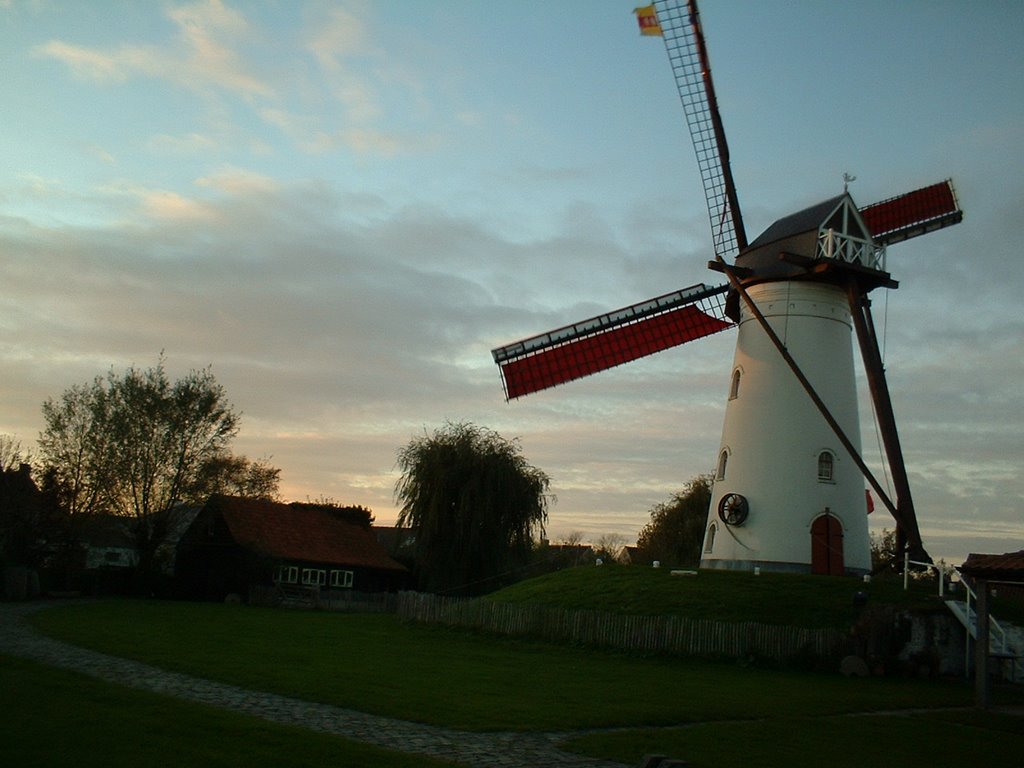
top-left (818, 227), bottom-right (886, 272)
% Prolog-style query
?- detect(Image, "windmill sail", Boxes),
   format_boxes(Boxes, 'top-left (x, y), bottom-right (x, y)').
top-left (861, 179), bottom-right (962, 246)
top-left (653, 0), bottom-right (746, 260)
top-left (492, 283), bottom-right (731, 399)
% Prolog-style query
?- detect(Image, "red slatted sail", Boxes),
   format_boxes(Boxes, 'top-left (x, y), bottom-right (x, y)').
top-left (860, 179), bottom-right (962, 246)
top-left (494, 284), bottom-right (731, 400)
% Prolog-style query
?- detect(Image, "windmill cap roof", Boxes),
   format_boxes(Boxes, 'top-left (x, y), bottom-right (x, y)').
top-left (746, 194), bottom-right (848, 251)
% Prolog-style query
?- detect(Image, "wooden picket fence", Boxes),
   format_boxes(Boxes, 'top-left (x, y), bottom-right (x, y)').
top-left (395, 591), bottom-right (845, 662)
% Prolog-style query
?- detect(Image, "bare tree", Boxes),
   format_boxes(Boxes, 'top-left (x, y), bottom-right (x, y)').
top-left (594, 532), bottom-right (627, 563)
top-left (0, 434), bottom-right (31, 472)
top-left (38, 356), bottom-right (278, 585)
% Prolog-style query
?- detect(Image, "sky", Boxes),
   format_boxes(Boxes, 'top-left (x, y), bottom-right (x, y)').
top-left (2, 0), bottom-right (1022, 566)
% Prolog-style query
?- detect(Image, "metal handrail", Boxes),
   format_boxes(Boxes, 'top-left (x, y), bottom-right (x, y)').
top-left (903, 554), bottom-right (1014, 677)
top-left (953, 569), bottom-right (1012, 677)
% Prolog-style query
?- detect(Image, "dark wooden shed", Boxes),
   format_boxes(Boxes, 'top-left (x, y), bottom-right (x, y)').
top-left (175, 495), bottom-right (406, 600)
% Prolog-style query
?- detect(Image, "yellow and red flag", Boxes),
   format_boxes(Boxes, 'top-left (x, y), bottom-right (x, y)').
top-left (634, 4), bottom-right (662, 36)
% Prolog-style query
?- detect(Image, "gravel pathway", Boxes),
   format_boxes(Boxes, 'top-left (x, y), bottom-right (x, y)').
top-left (0, 601), bottom-right (629, 768)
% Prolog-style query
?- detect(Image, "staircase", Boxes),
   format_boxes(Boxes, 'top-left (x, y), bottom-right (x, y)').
top-left (945, 586), bottom-right (1023, 683)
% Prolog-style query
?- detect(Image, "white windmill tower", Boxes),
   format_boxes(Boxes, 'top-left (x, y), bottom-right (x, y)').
top-left (491, 0), bottom-right (962, 574)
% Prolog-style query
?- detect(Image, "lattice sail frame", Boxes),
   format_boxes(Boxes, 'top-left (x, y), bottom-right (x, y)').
top-left (492, 283), bottom-right (731, 400)
top-left (654, 0), bottom-right (747, 261)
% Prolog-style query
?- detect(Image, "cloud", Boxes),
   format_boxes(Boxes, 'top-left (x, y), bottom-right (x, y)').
top-left (148, 132), bottom-right (219, 154)
top-left (34, 0), bottom-right (270, 98)
top-left (305, 6), bottom-right (380, 121)
top-left (196, 167), bottom-right (278, 196)
top-left (33, 40), bottom-right (136, 82)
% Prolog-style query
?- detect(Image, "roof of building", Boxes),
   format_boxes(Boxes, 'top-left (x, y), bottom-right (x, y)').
top-left (960, 550), bottom-right (1024, 582)
top-left (206, 495), bottom-right (406, 572)
top-left (746, 195), bottom-right (847, 250)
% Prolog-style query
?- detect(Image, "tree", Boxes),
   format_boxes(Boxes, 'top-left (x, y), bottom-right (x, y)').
top-left (395, 422), bottom-right (551, 595)
top-left (188, 453), bottom-right (281, 501)
top-left (37, 356), bottom-right (279, 585)
top-left (593, 532), bottom-right (626, 563)
top-left (0, 434), bottom-right (32, 472)
top-left (635, 474), bottom-right (713, 568)
top-left (870, 528), bottom-right (900, 575)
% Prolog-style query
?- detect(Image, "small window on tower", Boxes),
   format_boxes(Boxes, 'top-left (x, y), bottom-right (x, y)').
top-left (704, 523), bottom-right (717, 553)
top-left (817, 451), bottom-right (834, 482)
top-left (716, 449), bottom-right (729, 481)
top-left (729, 369), bottom-right (741, 400)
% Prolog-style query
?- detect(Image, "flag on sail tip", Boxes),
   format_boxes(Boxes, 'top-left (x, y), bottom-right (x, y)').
top-left (865, 489), bottom-right (875, 514)
top-left (634, 4), bottom-right (662, 36)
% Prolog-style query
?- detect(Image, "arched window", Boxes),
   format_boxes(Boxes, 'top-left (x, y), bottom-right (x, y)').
top-left (704, 523), bottom-right (717, 553)
top-left (716, 449), bottom-right (729, 481)
top-left (817, 450), bottom-right (834, 482)
top-left (729, 368), bottom-right (741, 400)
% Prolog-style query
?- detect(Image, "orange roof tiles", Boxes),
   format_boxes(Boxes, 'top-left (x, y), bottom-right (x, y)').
top-left (209, 495), bottom-right (406, 572)
top-left (960, 550), bottom-right (1024, 580)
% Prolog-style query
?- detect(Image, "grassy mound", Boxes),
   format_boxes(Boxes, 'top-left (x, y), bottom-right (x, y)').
top-left (488, 564), bottom-right (948, 628)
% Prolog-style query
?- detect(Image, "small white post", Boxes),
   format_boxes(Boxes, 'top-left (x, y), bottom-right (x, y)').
top-left (903, 550), bottom-right (910, 590)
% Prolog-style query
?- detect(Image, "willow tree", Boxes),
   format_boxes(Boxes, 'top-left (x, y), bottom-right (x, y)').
top-left (395, 422), bottom-right (550, 595)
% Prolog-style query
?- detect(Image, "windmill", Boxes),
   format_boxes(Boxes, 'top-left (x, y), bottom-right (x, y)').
top-left (491, 0), bottom-right (962, 575)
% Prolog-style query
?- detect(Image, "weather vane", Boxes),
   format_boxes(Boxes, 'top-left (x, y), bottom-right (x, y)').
top-left (843, 172), bottom-right (857, 192)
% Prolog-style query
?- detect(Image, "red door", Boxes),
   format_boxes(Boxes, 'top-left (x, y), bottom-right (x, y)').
top-left (811, 513), bottom-right (844, 575)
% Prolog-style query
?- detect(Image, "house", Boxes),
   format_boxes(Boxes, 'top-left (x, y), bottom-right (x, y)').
top-left (80, 515), bottom-right (139, 571)
top-left (175, 495), bottom-right (407, 601)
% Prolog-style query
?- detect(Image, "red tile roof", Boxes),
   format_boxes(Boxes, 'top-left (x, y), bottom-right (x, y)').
top-left (209, 495), bottom-right (406, 572)
top-left (960, 550), bottom-right (1024, 581)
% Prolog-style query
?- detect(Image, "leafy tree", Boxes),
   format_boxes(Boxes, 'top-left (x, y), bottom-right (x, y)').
top-left (870, 528), bottom-right (900, 575)
top-left (188, 453), bottom-right (281, 501)
top-left (635, 474), bottom-right (713, 568)
top-left (37, 356), bottom-right (278, 586)
top-left (395, 422), bottom-right (551, 595)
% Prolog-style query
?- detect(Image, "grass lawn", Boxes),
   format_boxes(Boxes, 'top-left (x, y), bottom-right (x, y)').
top-left (28, 598), bottom-right (1022, 736)
top-left (0, 654), bottom-right (459, 768)
top-left (566, 709), bottom-right (1024, 768)
top-left (18, 593), bottom-right (1024, 768)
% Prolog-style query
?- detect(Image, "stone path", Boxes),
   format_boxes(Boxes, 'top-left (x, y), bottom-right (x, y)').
top-left (0, 601), bottom-right (628, 768)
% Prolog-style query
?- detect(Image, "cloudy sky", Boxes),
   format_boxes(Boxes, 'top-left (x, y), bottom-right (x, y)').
top-left (2, 0), bottom-right (1022, 564)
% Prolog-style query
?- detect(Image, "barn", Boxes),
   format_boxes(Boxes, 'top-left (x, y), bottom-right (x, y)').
top-left (175, 495), bottom-right (407, 601)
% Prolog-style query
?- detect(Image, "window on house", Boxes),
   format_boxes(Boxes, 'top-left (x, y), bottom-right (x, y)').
top-left (301, 568), bottom-right (326, 586)
top-left (704, 523), bottom-right (717, 553)
top-left (729, 369), bottom-right (741, 400)
top-left (716, 449), bottom-right (729, 481)
top-left (330, 570), bottom-right (354, 589)
top-left (817, 450), bottom-right (835, 482)
top-left (274, 566), bottom-right (299, 584)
